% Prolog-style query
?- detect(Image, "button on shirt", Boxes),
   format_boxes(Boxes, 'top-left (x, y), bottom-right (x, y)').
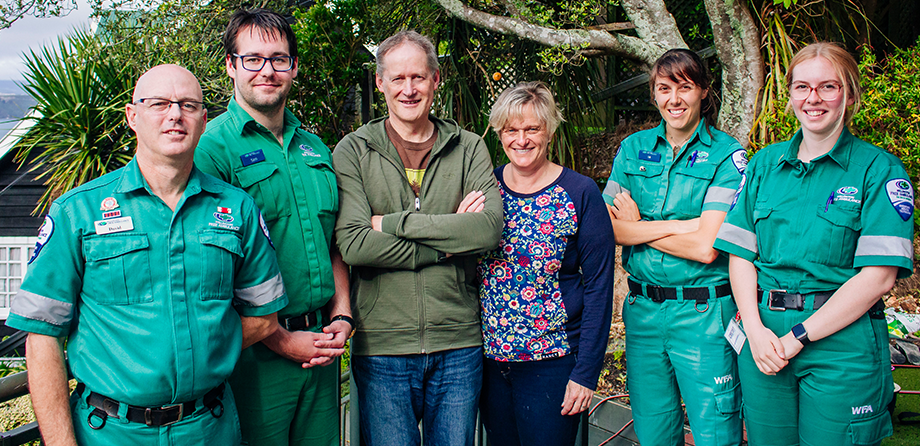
top-left (6, 159), bottom-right (287, 406)
top-left (195, 99), bottom-right (338, 318)
top-left (603, 120), bottom-right (746, 286)
top-left (714, 128), bottom-right (914, 292)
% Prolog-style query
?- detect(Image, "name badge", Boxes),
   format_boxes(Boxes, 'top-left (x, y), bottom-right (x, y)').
top-left (638, 150), bottom-right (661, 162)
top-left (94, 216), bottom-right (134, 235)
top-left (724, 315), bottom-right (747, 355)
top-left (240, 150), bottom-right (266, 167)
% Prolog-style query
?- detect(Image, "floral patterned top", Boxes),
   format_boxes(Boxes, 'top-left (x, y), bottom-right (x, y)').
top-left (478, 166), bottom-right (615, 388)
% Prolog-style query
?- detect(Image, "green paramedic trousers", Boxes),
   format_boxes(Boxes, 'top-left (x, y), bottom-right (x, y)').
top-left (624, 292), bottom-right (742, 446)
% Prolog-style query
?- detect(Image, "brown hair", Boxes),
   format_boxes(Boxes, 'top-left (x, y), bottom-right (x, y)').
top-left (489, 81), bottom-right (565, 138)
top-left (785, 42), bottom-right (861, 124)
top-left (649, 49), bottom-right (718, 131)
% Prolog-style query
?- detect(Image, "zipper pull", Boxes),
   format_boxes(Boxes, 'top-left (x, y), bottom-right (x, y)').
top-left (415, 197), bottom-right (420, 211)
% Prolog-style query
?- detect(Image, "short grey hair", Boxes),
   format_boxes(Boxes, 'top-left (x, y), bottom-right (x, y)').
top-left (376, 30), bottom-right (439, 77)
top-left (489, 81), bottom-right (565, 138)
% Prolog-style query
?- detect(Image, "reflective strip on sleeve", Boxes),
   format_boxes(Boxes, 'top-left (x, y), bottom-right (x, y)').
top-left (716, 223), bottom-right (758, 254)
top-left (234, 273), bottom-right (286, 306)
top-left (602, 181), bottom-right (625, 199)
top-left (9, 289), bottom-right (73, 327)
top-left (855, 235), bottom-right (912, 258)
top-left (704, 186), bottom-right (737, 206)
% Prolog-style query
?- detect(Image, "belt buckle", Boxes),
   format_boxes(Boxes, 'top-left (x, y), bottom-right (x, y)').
top-left (148, 404), bottom-right (183, 426)
top-left (767, 289), bottom-right (787, 312)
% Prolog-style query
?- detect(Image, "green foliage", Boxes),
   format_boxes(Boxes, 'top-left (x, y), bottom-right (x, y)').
top-left (289, 0), bottom-right (372, 145)
top-left (14, 29), bottom-right (136, 212)
top-left (851, 41), bottom-right (920, 189)
top-left (0, 0), bottom-right (75, 29)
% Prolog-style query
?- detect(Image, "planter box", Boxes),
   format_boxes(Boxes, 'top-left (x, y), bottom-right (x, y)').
top-left (585, 395), bottom-right (692, 446)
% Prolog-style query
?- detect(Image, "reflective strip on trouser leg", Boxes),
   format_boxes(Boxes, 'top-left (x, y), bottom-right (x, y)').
top-left (624, 294), bottom-right (742, 446)
top-left (740, 309), bottom-right (893, 446)
top-left (70, 384), bottom-right (242, 445)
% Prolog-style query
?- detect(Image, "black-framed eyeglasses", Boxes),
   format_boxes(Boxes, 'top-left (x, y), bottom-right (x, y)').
top-left (135, 98), bottom-right (205, 114)
top-left (233, 53), bottom-right (295, 72)
top-left (789, 82), bottom-right (843, 101)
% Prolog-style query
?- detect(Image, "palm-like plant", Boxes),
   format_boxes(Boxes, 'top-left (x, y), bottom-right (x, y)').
top-left (14, 29), bottom-right (136, 213)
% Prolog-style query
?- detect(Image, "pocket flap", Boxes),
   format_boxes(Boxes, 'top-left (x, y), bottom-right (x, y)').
top-left (848, 408), bottom-right (893, 445)
top-left (675, 163), bottom-right (717, 180)
top-left (199, 230), bottom-right (243, 257)
top-left (624, 161), bottom-right (664, 177)
top-left (84, 234), bottom-right (149, 261)
top-left (817, 204), bottom-right (862, 230)
top-left (235, 163), bottom-right (278, 188)
top-left (714, 382), bottom-right (742, 415)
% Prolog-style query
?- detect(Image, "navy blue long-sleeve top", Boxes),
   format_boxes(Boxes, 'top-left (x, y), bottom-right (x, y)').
top-left (478, 166), bottom-right (615, 389)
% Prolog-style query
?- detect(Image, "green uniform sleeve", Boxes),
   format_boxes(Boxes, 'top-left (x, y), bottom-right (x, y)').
top-left (602, 143), bottom-right (630, 206)
top-left (6, 203), bottom-right (82, 337)
top-left (713, 153), bottom-right (759, 263)
top-left (701, 145), bottom-right (746, 213)
top-left (853, 163), bottom-right (914, 278)
top-left (378, 137), bottom-right (502, 255)
top-left (232, 197), bottom-right (288, 316)
top-left (332, 138), bottom-right (442, 269)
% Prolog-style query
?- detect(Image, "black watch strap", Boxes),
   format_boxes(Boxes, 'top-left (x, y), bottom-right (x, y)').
top-left (792, 323), bottom-right (811, 346)
top-left (330, 314), bottom-right (356, 338)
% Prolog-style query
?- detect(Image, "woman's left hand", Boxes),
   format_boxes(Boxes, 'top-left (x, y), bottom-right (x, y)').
top-left (560, 380), bottom-right (594, 415)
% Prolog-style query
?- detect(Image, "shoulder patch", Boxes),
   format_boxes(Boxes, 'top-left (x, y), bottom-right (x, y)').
top-left (730, 173), bottom-right (746, 211)
top-left (886, 179), bottom-right (914, 221)
top-left (259, 212), bottom-right (274, 248)
top-left (29, 215), bottom-right (54, 264)
top-left (731, 149), bottom-right (748, 174)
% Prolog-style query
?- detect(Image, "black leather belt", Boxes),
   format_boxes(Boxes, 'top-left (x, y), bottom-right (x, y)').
top-left (758, 289), bottom-right (885, 315)
top-left (628, 278), bottom-right (732, 303)
top-left (280, 309), bottom-right (322, 331)
top-left (76, 382), bottom-right (225, 428)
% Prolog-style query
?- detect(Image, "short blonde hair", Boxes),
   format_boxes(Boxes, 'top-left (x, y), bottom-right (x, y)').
top-left (489, 81), bottom-right (564, 138)
top-left (786, 42), bottom-right (862, 124)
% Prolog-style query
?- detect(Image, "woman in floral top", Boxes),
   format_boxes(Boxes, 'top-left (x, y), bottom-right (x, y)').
top-left (478, 81), bottom-right (615, 445)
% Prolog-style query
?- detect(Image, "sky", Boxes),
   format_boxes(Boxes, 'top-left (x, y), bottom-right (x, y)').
top-left (0, 0), bottom-right (94, 82)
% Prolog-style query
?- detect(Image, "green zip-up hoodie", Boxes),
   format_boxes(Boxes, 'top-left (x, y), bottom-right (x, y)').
top-left (332, 116), bottom-right (502, 356)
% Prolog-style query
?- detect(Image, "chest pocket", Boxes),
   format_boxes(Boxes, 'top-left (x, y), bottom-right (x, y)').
top-left (83, 234), bottom-right (153, 305)
top-left (198, 230), bottom-right (243, 301)
top-left (752, 204), bottom-right (776, 263)
top-left (672, 163), bottom-right (718, 217)
top-left (623, 160), bottom-right (665, 215)
top-left (812, 203), bottom-right (862, 266)
top-left (300, 156), bottom-right (338, 215)
top-left (235, 163), bottom-right (293, 223)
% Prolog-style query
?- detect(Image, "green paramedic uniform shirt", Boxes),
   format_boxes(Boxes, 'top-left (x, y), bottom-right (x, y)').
top-left (195, 98), bottom-right (338, 317)
top-left (714, 127), bottom-right (914, 290)
top-left (603, 120), bottom-right (747, 286)
top-left (6, 159), bottom-right (287, 406)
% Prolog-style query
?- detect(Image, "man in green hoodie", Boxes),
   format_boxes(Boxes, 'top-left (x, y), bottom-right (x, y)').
top-left (332, 30), bottom-right (502, 446)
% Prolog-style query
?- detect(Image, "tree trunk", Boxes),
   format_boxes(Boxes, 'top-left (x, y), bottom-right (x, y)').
top-left (432, 0), bottom-right (764, 146)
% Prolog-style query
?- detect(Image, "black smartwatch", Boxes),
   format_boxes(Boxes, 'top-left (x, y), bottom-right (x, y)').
top-left (792, 323), bottom-right (810, 346)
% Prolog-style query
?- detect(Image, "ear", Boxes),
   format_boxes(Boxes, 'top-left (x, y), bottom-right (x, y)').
top-left (291, 57), bottom-right (299, 79)
top-left (126, 103), bottom-right (138, 132)
top-left (701, 88), bottom-right (709, 100)
top-left (375, 73), bottom-right (384, 91)
top-left (432, 70), bottom-right (441, 89)
top-left (226, 54), bottom-right (236, 80)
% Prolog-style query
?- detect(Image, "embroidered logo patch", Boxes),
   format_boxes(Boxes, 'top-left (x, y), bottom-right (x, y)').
top-left (731, 150), bottom-right (748, 174)
top-left (886, 178), bottom-right (914, 221)
top-left (731, 173), bottom-right (746, 210)
top-left (259, 212), bottom-right (274, 248)
top-left (214, 212), bottom-right (234, 223)
top-left (300, 144), bottom-right (321, 157)
top-left (29, 215), bottom-right (54, 264)
top-left (100, 197), bottom-right (119, 211)
top-left (837, 186), bottom-right (858, 195)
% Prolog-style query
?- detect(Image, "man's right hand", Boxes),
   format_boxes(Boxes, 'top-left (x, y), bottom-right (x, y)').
top-left (261, 326), bottom-right (345, 366)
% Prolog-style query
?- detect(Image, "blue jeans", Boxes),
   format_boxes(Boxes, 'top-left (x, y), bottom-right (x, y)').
top-left (352, 346), bottom-right (483, 446)
top-left (479, 355), bottom-right (580, 446)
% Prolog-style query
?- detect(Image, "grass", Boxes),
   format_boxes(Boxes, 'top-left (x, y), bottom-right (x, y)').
top-left (884, 366), bottom-right (920, 446)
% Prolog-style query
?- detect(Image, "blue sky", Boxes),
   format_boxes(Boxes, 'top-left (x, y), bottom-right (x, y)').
top-left (0, 0), bottom-right (93, 82)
